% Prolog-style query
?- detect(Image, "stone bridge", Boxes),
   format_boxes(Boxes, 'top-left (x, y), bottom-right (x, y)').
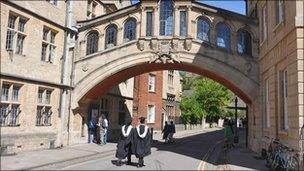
top-left (72, 0), bottom-right (259, 110)
top-left (68, 0), bottom-right (262, 151)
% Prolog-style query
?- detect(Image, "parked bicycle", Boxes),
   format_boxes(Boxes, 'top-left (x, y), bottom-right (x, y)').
top-left (265, 136), bottom-right (299, 171)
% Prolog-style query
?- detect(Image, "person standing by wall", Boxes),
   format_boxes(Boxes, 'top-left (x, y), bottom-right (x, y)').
top-left (101, 114), bottom-right (109, 144)
top-left (132, 117), bottom-right (151, 168)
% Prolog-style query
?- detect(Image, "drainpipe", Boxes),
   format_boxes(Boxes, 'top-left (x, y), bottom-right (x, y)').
top-left (59, 0), bottom-right (73, 147)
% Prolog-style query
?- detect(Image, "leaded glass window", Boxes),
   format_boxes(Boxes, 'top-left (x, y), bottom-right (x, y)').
top-left (216, 23), bottom-right (231, 50)
top-left (146, 12), bottom-right (153, 37)
top-left (86, 31), bottom-right (99, 55)
top-left (197, 17), bottom-right (210, 42)
top-left (237, 30), bottom-right (252, 55)
top-left (180, 11), bottom-right (187, 37)
top-left (124, 18), bottom-right (136, 42)
top-left (159, 0), bottom-right (174, 36)
top-left (105, 25), bottom-right (117, 49)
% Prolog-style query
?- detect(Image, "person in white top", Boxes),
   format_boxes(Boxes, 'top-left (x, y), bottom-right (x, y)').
top-left (100, 114), bottom-right (109, 144)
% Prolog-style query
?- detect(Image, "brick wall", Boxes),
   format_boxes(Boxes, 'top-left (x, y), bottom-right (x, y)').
top-left (133, 71), bottom-right (163, 130)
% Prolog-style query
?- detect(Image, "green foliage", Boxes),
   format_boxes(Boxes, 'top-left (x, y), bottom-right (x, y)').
top-left (180, 76), bottom-right (233, 124)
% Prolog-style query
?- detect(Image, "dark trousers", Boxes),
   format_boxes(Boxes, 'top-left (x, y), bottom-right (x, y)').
top-left (138, 157), bottom-right (144, 165)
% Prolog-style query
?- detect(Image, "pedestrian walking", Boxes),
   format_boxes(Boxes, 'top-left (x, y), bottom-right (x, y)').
top-left (94, 115), bottom-right (102, 144)
top-left (88, 119), bottom-right (95, 143)
top-left (162, 121), bottom-right (169, 143)
top-left (168, 121), bottom-right (176, 143)
top-left (100, 114), bottom-right (109, 144)
top-left (224, 118), bottom-right (234, 149)
top-left (132, 117), bottom-right (151, 168)
top-left (115, 118), bottom-right (134, 166)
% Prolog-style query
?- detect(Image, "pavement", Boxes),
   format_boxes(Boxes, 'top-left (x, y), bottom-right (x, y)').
top-left (0, 127), bottom-right (210, 170)
top-left (1, 127), bottom-right (269, 170)
top-left (204, 128), bottom-right (269, 171)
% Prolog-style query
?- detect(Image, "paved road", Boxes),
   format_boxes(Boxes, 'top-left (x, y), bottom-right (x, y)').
top-left (61, 129), bottom-right (224, 170)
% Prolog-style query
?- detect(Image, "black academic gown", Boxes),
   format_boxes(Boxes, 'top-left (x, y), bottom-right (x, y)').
top-left (132, 125), bottom-right (151, 158)
top-left (115, 125), bottom-right (134, 159)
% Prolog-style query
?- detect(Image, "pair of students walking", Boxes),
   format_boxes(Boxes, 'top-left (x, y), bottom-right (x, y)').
top-left (162, 121), bottom-right (176, 143)
top-left (115, 117), bottom-right (151, 168)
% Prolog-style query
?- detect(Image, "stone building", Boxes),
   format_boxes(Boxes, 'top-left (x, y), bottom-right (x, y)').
top-left (0, 0), bottom-right (303, 162)
top-left (162, 70), bottom-right (182, 125)
top-left (247, 0), bottom-right (304, 153)
top-left (0, 0), bottom-right (132, 154)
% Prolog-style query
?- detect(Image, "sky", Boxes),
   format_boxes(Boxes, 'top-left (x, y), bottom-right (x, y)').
top-left (131, 0), bottom-right (246, 15)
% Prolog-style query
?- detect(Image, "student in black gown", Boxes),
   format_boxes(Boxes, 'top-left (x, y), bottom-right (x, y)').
top-left (132, 117), bottom-right (151, 168)
top-left (115, 118), bottom-right (134, 166)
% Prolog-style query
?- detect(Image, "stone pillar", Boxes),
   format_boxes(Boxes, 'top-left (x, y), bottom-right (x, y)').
top-left (117, 26), bottom-right (124, 45)
top-left (153, 6), bottom-right (159, 37)
top-left (140, 7), bottom-right (146, 37)
top-left (174, 6), bottom-right (180, 37)
top-left (230, 31), bottom-right (237, 54)
top-left (187, 5), bottom-right (192, 38)
top-left (210, 22), bottom-right (217, 47)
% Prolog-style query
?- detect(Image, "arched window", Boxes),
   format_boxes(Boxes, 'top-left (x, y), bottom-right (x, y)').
top-left (86, 31), bottom-right (99, 55)
top-left (197, 17), bottom-right (210, 42)
top-left (159, 0), bottom-right (174, 36)
top-left (216, 23), bottom-right (231, 50)
top-left (124, 18), bottom-right (137, 42)
top-left (237, 30), bottom-right (252, 55)
top-left (105, 25), bottom-right (117, 49)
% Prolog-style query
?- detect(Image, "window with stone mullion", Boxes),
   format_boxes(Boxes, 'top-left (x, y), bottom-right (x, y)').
top-left (124, 19), bottom-right (136, 42)
top-left (197, 18), bottom-right (210, 42)
top-left (159, 0), bottom-right (174, 36)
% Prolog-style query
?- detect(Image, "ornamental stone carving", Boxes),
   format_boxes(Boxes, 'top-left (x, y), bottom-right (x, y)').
top-left (137, 39), bottom-right (145, 51)
top-left (149, 41), bottom-right (180, 64)
top-left (184, 38), bottom-right (192, 51)
top-left (82, 62), bottom-right (89, 72)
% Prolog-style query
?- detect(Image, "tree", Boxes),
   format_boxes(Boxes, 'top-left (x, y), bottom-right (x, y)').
top-left (180, 76), bottom-right (233, 124)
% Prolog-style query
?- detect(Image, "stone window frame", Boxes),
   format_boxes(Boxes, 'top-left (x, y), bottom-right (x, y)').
top-left (168, 70), bottom-right (174, 86)
top-left (278, 69), bottom-right (288, 131)
top-left (236, 29), bottom-right (252, 56)
top-left (146, 11), bottom-right (153, 37)
top-left (46, 0), bottom-right (58, 6)
top-left (261, 4), bottom-right (267, 44)
top-left (197, 16), bottom-right (211, 43)
top-left (41, 26), bottom-right (57, 63)
top-left (275, 0), bottom-right (285, 26)
top-left (159, 0), bottom-right (174, 36)
top-left (105, 24), bottom-right (118, 49)
top-left (147, 104), bottom-right (156, 123)
top-left (36, 87), bottom-right (53, 126)
top-left (148, 74), bottom-right (156, 93)
top-left (264, 78), bottom-right (271, 129)
top-left (179, 10), bottom-right (188, 37)
top-left (5, 12), bottom-right (28, 56)
top-left (86, 30), bottom-right (99, 55)
top-left (123, 18), bottom-right (137, 42)
top-left (0, 82), bottom-right (22, 127)
top-left (87, 0), bottom-right (98, 19)
top-left (216, 22), bottom-right (231, 51)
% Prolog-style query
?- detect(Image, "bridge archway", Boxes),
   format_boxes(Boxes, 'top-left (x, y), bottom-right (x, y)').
top-left (70, 0), bottom-right (261, 151)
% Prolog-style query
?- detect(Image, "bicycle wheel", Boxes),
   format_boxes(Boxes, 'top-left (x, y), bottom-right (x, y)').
top-left (287, 156), bottom-right (299, 171)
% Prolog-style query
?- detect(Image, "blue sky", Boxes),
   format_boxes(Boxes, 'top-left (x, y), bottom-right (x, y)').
top-left (131, 0), bottom-right (246, 15)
